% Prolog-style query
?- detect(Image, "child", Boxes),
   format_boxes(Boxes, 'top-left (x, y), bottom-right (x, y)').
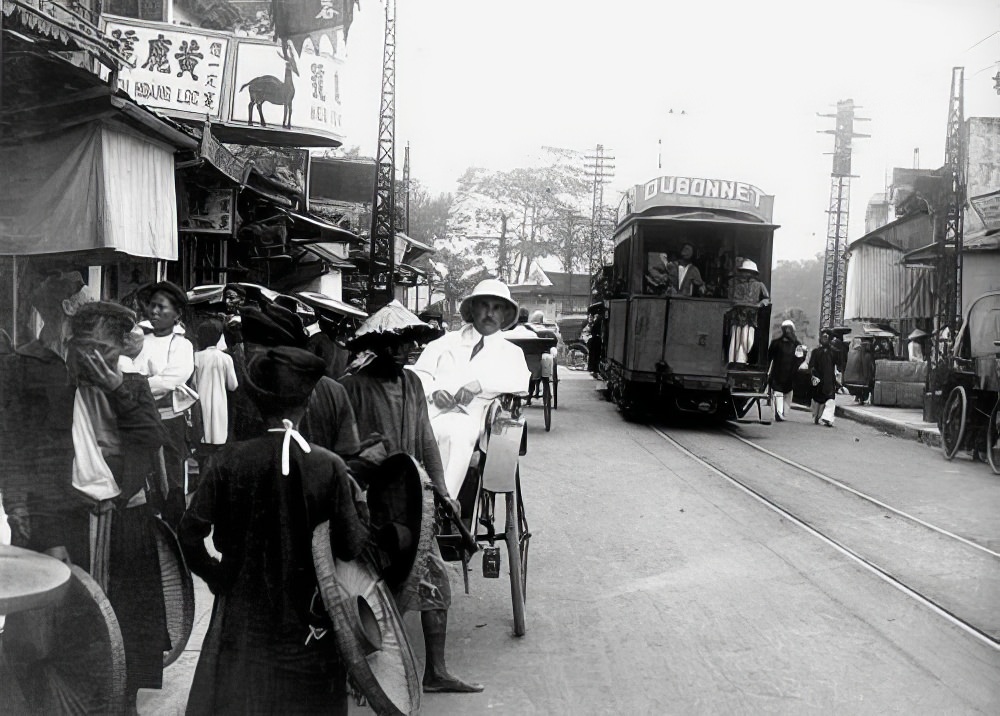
top-left (192, 318), bottom-right (238, 477)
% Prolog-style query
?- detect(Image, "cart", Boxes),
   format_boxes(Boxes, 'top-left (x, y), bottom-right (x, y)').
top-left (506, 334), bottom-right (559, 431)
top-left (436, 394), bottom-right (531, 636)
top-left (939, 291), bottom-right (1000, 474)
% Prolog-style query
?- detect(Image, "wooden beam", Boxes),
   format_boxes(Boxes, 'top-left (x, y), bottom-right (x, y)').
top-left (0, 86), bottom-right (111, 117)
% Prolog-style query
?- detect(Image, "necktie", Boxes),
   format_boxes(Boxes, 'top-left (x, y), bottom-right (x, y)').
top-left (470, 337), bottom-right (485, 360)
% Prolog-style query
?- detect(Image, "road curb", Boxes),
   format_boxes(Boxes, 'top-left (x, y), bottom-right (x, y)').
top-left (835, 404), bottom-right (942, 449)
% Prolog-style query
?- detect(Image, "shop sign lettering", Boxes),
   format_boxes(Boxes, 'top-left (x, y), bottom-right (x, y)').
top-left (643, 176), bottom-right (766, 208)
top-left (106, 19), bottom-right (228, 119)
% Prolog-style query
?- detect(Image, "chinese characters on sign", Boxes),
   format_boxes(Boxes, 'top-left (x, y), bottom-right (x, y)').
top-left (106, 19), bottom-right (229, 118)
top-left (229, 39), bottom-right (342, 138)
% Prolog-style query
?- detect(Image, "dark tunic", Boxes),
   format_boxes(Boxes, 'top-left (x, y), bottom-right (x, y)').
top-left (0, 343), bottom-right (90, 566)
top-left (1, 353), bottom-right (169, 694)
top-left (307, 332), bottom-right (351, 380)
top-left (767, 335), bottom-right (804, 393)
top-left (339, 370), bottom-right (445, 487)
top-left (809, 344), bottom-right (839, 403)
top-left (178, 436), bottom-right (369, 716)
top-left (300, 377), bottom-right (363, 457)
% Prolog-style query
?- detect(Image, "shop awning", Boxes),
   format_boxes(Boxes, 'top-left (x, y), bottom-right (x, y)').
top-left (0, 121), bottom-right (179, 259)
top-left (287, 210), bottom-right (361, 244)
top-left (299, 242), bottom-right (357, 269)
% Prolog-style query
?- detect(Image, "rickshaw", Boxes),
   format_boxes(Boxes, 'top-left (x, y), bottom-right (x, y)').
top-left (939, 291), bottom-right (1000, 474)
top-left (505, 332), bottom-right (559, 431)
top-left (436, 394), bottom-right (531, 636)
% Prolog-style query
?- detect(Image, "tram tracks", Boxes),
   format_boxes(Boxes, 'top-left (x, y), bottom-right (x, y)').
top-left (650, 424), bottom-right (1000, 651)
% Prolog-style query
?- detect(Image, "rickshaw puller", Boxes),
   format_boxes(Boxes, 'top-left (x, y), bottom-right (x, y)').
top-left (340, 301), bottom-right (484, 693)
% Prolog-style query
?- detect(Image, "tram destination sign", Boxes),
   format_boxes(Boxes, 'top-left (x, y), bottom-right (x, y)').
top-left (628, 175), bottom-right (774, 224)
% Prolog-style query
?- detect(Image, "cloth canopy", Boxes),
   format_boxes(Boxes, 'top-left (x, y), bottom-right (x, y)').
top-left (0, 121), bottom-right (178, 260)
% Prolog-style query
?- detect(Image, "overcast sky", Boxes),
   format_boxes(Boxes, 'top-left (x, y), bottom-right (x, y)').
top-left (338, 0), bottom-right (1000, 264)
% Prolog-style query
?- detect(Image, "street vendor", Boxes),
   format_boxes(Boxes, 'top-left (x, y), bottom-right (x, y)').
top-left (907, 328), bottom-right (928, 362)
top-left (1, 285), bottom-right (170, 711)
top-left (178, 346), bottom-right (369, 715)
top-left (340, 301), bottom-right (485, 694)
top-left (409, 279), bottom-right (531, 498)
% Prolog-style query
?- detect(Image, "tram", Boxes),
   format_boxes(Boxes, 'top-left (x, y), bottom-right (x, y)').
top-left (601, 175), bottom-right (778, 421)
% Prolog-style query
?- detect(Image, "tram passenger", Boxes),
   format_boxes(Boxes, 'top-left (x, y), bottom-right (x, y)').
top-left (409, 279), bottom-right (531, 499)
top-left (178, 346), bottom-right (369, 716)
top-left (727, 259), bottom-right (770, 364)
top-left (340, 302), bottom-right (485, 694)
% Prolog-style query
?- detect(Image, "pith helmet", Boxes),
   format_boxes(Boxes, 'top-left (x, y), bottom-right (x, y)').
top-left (459, 279), bottom-right (519, 330)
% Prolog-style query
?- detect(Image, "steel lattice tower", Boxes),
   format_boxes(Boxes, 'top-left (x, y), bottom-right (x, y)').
top-left (935, 67), bottom-right (966, 360)
top-left (367, 0), bottom-right (397, 312)
top-left (585, 144), bottom-right (615, 280)
top-left (818, 99), bottom-right (869, 329)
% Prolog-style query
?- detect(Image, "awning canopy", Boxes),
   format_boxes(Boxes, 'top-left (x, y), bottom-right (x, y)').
top-left (287, 210), bottom-right (361, 244)
top-left (0, 121), bottom-right (179, 259)
top-left (299, 242), bottom-right (356, 269)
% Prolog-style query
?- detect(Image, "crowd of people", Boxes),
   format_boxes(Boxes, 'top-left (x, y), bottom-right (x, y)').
top-left (0, 273), bottom-right (533, 714)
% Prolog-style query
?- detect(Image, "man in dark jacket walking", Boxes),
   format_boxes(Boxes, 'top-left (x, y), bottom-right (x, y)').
top-left (767, 319), bottom-right (805, 421)
top-left (809, 328), bottom-right (840, 427)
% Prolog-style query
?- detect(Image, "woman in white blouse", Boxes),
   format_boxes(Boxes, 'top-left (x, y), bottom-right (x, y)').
top-left (135, 281), bottom-right (195, 527)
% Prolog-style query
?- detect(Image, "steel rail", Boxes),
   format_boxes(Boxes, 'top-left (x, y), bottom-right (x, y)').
top-left (725, 429), bottom-right (1000, 559)
top-left (650, 425), bottom-right (1000, 652)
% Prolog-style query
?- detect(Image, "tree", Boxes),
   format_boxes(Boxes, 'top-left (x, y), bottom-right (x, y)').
top-left (769, 254), bottom-right (824, 342)
top-left (449, 148), bottom-right (594, 283)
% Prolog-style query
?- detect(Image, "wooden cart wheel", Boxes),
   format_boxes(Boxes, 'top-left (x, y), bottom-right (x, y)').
top-left (542, 379), bottom-right (552, 432)
top-left (987, 399), bottom-right (1000, 476)
top-left (941, 385), bottom-right (968, 460)
top-left (2, 565), bottom-right (127, 715)
top-left (505, 482), bottom-right (526, 638)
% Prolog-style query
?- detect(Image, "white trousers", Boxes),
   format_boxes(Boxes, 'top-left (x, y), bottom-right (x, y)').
top-left (430, 408), bottom-right (487, 498)
top-left (773, 390), bottom-right (792, 418)
top-left (729, 325), bottom-right (755, 364)
top-left (811, 399), bottom-right (836, 424)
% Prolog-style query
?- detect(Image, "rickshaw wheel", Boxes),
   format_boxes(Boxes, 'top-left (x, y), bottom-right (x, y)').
top-left (941, 385), bottom-right (968, 460)
top-left (542, 380), bottom-right (552, 432)
top-left (506, 471), bottom-right (527, 637)
top-left (987, 400), bottom-right (1000, 475)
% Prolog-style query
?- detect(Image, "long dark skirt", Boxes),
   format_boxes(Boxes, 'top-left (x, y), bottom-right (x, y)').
top-left (187, 595), bottom-right (348, 716)
top-left (108, 503), bottom-right (170, 693)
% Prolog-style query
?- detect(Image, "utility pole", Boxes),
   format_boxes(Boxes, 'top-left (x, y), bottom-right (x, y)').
top-left (584, 144), bottom-right (615, 282)
top-left (367, 0), bottom-right (397, 312)
top-left (402, 141), bottom-right (410, 235)
top-left (818, 99), bottom-right (869, 329)
top-left (935, 67), bottom-right (966, 362)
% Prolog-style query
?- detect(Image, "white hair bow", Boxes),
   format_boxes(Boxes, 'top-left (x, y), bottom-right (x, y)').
top-left (267, 419), bottom-right (311, 476)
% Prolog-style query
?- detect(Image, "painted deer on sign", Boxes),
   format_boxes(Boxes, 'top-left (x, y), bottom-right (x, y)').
top-left (241, 49), bottom-right (299, 129)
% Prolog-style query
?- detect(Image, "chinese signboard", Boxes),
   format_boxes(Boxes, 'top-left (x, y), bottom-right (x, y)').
top-left (970, 190), bottom-right (1000, 234)
top-left (106, 18), bottom-right (229, 119)
top-left (627, 176), bottom-right (775, 224)
top-left (228, 39), bottom-right (342, 138)
top-left (273, 0), bottom-right (357, 51)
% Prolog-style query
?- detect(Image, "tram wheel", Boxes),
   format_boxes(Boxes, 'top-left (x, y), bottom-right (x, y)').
top-left (987, 399), bottom-right (1000, 476)
top-left (941, 385), bottom-right (968, 460)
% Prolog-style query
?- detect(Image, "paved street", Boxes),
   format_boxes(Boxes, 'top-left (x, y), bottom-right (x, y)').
top-left (141, 371), bottom-right (1000, 715)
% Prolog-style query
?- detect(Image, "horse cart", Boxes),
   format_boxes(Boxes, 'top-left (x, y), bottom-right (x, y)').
top-left (939, 290), bottom-right (1000, 474)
